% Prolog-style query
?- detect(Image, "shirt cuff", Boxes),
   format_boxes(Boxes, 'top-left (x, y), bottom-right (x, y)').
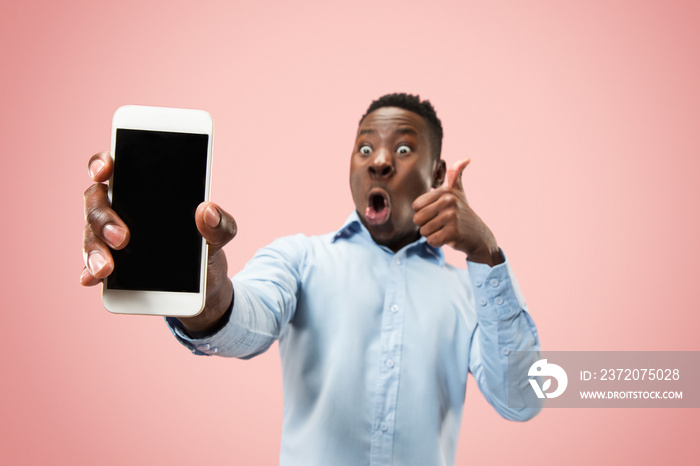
top-left (164, 284), bottom-right (235, 356)
top-left (165, 279), bottom-right (279, 358)
top-left (165, 318), bottom-right (208, 355)
top-left (467, 250), bottom-right (528, 321)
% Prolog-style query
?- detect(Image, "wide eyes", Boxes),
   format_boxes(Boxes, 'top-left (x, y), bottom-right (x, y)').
top-left (396, 145), bottom-right (411, 155)
top-left (357, 144), bottom-right (412, 156)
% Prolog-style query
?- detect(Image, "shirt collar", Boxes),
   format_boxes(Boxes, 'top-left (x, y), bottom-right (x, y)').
top-left (332, 211), bottom-right (445, 265)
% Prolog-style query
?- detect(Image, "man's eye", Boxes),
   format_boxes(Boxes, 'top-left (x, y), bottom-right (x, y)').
top-left (396, 145), bottom-right (412, 155)
top-left (359, 145), bottom-right (372, 155)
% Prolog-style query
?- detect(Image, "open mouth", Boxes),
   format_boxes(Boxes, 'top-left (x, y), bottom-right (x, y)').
top-left (365, 189), bottom-right (391, 225)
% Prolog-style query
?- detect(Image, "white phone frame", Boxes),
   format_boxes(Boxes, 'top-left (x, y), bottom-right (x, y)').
top-left (102, 105), bottom-right (213, 317)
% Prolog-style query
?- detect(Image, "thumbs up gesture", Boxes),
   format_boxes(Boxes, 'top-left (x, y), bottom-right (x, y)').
top-left (413, 159), bottom-right (504, 266)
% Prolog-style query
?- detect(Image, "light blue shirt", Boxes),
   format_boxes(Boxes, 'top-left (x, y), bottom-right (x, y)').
top-left (168, 212), bottom-right (542, 466)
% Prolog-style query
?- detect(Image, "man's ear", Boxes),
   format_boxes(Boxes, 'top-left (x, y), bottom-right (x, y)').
top-left (432, 159), bottom-right (446, 188)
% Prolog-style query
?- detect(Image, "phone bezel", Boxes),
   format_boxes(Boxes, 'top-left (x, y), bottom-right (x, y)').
top-left (102, 105), bottom-right (213, 317)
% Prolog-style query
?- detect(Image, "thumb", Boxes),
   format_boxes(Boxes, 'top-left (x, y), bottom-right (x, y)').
top-left (446, 158), bottom-right (471, 191)
top-left (195, 202), bottom-right (237, 255)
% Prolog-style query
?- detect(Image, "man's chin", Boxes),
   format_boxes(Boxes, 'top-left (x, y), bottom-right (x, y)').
top-left (358, 211), bottom-right (392, 237)
top-left (360, 216), bottom-right (420, 252)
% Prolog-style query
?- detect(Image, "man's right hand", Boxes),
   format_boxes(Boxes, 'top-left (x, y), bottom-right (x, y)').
top-left (80, 151), bottom-right (237, 336)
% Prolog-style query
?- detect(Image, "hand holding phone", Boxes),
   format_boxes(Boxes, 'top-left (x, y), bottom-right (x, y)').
top-left (81, 106), bottom-right (236, 323)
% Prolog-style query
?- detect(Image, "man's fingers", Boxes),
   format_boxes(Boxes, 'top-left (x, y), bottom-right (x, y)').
top-left (445, 158), bottom-right (471, 191)
top-left (412, 189), bottom-right (442, 212)
top-left (414, 190), bottom-right (463, 227)
top-left (80, 266), bottom-right (103, 286)
top-left (413, 192), bottom-right (446, 226)
top-left (87, 151), bottom-right (113, 182)
top-left (195, 202), bottom-right (237, 255)
top-left (84, 183), bottom-right (130, 250)
top-left (81, 151), bottom-right (119, 286)
top-left (418, 213), bottom-right (445, 239)
top-left (414, 159), bottom-right (472, 212)
top-left (82, 224), bottom-right (115, 280)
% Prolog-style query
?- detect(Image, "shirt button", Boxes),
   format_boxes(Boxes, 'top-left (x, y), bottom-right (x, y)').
top-left (394, 257), bottom-right (402, 266)
top-left (479, 298), bottom-right (487, 306)
top-left (495, 296), bottom-right (504, 305)
top-left (503, 347), bottom-right (511, 355)
top-left (490, 278), bottom-right (499, 288)
top-left (475, 280), bottom-right (482, 288)
top-left (386, 359), bottom-right (395, 368)
top-left (391, 304), bottom-right (399, 313)
top-left (380, 422), bottom-right (388, 432)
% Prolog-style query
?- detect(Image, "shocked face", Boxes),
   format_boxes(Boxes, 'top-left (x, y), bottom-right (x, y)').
top-left (349, 107), bottom-right (444, 252)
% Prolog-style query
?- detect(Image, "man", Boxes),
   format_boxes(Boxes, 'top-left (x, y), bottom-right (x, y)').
top-left (81, 93), bottom-right (542, 465)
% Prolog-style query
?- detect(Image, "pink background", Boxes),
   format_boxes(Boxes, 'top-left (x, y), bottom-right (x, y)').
top-left (2, 0), bottom-right (699, 464)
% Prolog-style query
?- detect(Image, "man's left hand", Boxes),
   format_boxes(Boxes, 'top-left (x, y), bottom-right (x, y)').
top-left (413, 159), bottom-right (504, 266)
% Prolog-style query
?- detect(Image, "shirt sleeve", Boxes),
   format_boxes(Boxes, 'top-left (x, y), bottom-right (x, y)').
top-left (466, 251), bottom-right (544, 421)
top-left (165, 234), bottom-right (307, 359)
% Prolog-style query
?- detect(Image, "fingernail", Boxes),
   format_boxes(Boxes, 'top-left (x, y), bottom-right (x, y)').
top-left (87, 252), bottom-right (107, 276)
top-left (204, 205), bottom-right (221, 228)
top-left (103, 224), bottom-right (126, 248)
top-left (88, 160), bottom-right (105, 178)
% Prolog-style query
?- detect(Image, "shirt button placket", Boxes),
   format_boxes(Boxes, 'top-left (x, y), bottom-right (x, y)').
top-left (370, 252), bottom-right (406, 464)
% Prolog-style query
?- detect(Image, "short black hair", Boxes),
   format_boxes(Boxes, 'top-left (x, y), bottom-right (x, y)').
top-left (360, 93), bottom-right (443, 160)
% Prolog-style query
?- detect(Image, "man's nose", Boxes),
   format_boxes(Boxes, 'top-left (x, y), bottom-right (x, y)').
top-left (369, 149), bottom-right (394, 178)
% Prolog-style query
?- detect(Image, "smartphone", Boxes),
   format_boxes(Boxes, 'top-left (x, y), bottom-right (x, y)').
top-left (102, 105), bottom-right (213, 317)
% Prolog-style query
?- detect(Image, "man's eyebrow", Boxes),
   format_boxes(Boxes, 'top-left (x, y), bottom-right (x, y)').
top-left (394, 127), bottom-right (418, 136)
top-left (357, 127), bottom-right (418, 136)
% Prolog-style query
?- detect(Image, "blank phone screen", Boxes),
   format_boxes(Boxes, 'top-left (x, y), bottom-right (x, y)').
top-left (107, 129), bottom-right (208, 293)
